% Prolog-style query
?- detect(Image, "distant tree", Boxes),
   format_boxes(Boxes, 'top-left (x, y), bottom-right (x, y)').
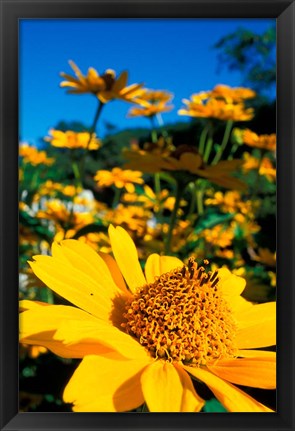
top-left (214, 26), bottom-right (276, 96)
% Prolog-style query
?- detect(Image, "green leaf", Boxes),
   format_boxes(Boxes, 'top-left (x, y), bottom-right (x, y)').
top-left (203, 398), bottom-right (228, 412)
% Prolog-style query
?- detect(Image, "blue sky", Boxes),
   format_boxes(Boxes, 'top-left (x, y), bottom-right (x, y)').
top-left (19, 18), bottom-right (275, 145)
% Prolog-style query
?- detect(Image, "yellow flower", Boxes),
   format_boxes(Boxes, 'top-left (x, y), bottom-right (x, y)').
top-left (94, 167), bottom-right (144, 193)
top-left (19, 143), bottom-right (54, 166)
top-left (251, 248), bottom-right (276, 267)
top-left (46, 130), bottom-right (101, 150)
top-left (128, 89), bottom-right (174, 118)
top-left (241, 129), bottom-right (276, 151)
top-left (210, 85), bottom-right (256, 102)
top-left (178, 85), bottom-right (255, 121)
top-left (242, 153), bottom-right (276, 182)
top-left (20, 226), bottom-right (276, 412)
top-left (60, 60), bottom-right (144, 104)
top-left (202, 224), bottom-right (234, 248)
top-left (124, 145), bottom-right (247, 191)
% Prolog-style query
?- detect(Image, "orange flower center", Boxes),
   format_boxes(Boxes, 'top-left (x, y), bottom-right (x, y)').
top-left (122, 258), bottom-right (237, 366)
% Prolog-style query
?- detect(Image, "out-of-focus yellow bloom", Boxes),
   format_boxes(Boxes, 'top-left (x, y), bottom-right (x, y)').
top-left (210, 85), bottom-right (256, 102)
top-left (122, 185), bottom-right (186, 214)
top-left (128, 89), bottom-right (174, 118)
top-left (205, 190), bottom-right (255, 217)
top-left (94, 167), bottom-right (144, 193)
top-left (268, 271), bottom-right (276, 287)
top-left (36, 199), bottom-right (95, 230)
top-left (202, 224), bottom-right (234, 248)
top-left (60, 60), bottom-right (144, 104)
top-left (34, 181), bottom-right (82, 200)
top-left (178, 85), bottom-right (255, 121)
top-left (19, 143), bottom-right (54, 166)
top-left (243, 153), bottom-right (276, 182)
top-left (20, 226), bottom-right (275, 412)
top-left (46, 130), bottom-right (101, 150)
top-left (252, 248), bottom-right (276, 267)
top-left (124, 144), bottom-right (247, 191)
top-left (241, 129), bottom-right (276, 151)
top-left (106, 204), bottom-right (151, 235)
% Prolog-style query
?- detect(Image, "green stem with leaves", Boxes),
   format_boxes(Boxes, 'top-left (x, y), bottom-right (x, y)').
top-left (212, 120), bottom-right (234, 165)
top-left (199, 124), bottom-right (209, 156)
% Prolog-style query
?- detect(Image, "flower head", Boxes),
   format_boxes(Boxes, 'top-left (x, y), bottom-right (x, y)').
top-left (128, 89), bottom-right (174, 118)
top-left (46, 129), bottom-right (101, 150)
top-left (19, 143), bottom-right (54, 166)
top-left (241, 129), bottom-right (276, 151)
top-left (20, 226), bottom-right (275, 412)
top-left (178, 85), bottom-right (255, 122)
top-left (60, 61), bottom-right (144, 104)
top-left (124, 144), bottom-right (247, 191)
top-left (94, 167), bottom-right (144, 193)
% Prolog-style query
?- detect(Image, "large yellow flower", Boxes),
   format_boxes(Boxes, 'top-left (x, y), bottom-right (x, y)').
top-left (124, 145), bottom-right (247, 191)
top-left (60, 60), bottom-right (144, 104)
top-left (20, 226), bottom-right (276, 412)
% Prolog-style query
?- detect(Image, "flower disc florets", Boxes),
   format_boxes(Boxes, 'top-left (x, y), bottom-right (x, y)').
top-left (122, 258), bottom-right (237, 366)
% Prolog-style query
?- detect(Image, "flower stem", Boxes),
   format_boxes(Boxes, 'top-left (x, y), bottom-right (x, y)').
top-left (88, 99), bottom-right (104, 144)
top-left (164, 181), bottom-right (184, 255)
top-left (154, 173), bottom-right (161, 196)
top-left (112, 187), bottom-right (122, 208)
top-left (212, 120), bottom-right (234, 165)
top-left (203, 136), bottom-right (213, 163)
top-left (150, 117), bottom-right (158, 143)
top-left (199, 124), bottom-right (209, 156)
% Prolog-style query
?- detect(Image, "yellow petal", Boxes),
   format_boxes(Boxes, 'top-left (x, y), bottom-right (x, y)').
top-left (63, 354), bottom-right (149, 412)
top-left (52, 240), bottom-right (122, 297)
top-left (54, 319), bottom-right (151, 361)
top-left (174, 363), bottom-right (205, 412)
top-left (112, 70), bottom-right (128, 92)
top-left (140, 360), bottom-right (204, 412)
top-left (19, 304), bottom-right (108, 358)
top-left (236, 302), bottom-right (276, 349)
top-left (98, 251), bottom-right (130, 296)
top-left (29, 251), bottom-right (125, 322)
top-left (144, 254), bottom-right (183, 284)
top-left (207, 356), bottom-right (276, 389)
top-left (238, 349), bottom-right (276, 358)
top-left (184, 366), bottom-right (274, 412)
top-left (108, 225), bottom-right (146, 294)
top-left (19, 300), bottom-right (49, 312)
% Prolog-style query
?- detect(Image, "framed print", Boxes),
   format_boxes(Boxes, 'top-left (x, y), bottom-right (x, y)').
top-left (0, 0), bottom-right (294, 430)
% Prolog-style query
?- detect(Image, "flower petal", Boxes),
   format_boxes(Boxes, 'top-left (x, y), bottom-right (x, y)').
top-left (97, 251), bottom-right (130, 296)
top-left (54, 319), bottom-right (151, 361)
top-left (140, 360), bottom-right (204, 412)
top-left (144, 254), bottom-right (183, 284)
top-left (207, 356), bottom-right (276, 389)
top-left (184, 365), bottom-right (274, 412)
top-left (108, 225), bottom-right (146, 293)
top-left (63, 354), bottom-right (149, 412)
top-left (19, 304), bottom-right (110, 358)
top-left (29, 250), bottom-right (126, 322)
top-left (238, 349), bottom-right (276, 358)
top-left (236, 302), bottom-right (276, 349)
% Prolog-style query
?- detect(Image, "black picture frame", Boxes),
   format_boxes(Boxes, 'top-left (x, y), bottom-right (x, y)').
top-left (0, 0), bottom-right (294, 430)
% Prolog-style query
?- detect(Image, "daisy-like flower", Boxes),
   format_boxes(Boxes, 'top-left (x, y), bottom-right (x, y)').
top-left (124, 144), bottom-right (247, 191)
top-left (241, 129), bottom-right (276, 152)
top-left (19, 143), bottom-right (54, 166)
top-left (94, 167), bottom-right (144, 193)
top-left (20, 226), bottom-right (276, 412)
top-left (178, 85), bottom-right (255, 122)
top-left (46, 130), bottom-right (101, 150)
top-left (128, 89), bottom-right (174, 118)
top-left (60, 60), bottom-right (144, 104)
